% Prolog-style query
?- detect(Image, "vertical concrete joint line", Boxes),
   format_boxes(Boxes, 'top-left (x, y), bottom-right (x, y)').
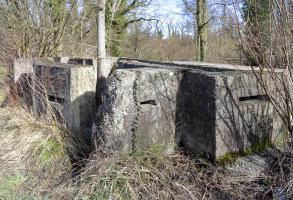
top-left (131, 71), bottom-right (141, 153)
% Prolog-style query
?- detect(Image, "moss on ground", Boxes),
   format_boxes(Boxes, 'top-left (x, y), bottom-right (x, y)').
top-left (217, 140), bottom-right (273, 165)
top-left (36, 138), bottom-right (63, 165)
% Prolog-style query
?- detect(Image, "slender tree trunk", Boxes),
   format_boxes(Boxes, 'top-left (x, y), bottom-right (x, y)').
top-left (223, 0), bottom-right (227, 29)
top-left (196, 0), bottom-right (208, 62)
top-left (97, 0), bottom-right (106, 58)
top-left (96, 0), bottom-right (106, 105)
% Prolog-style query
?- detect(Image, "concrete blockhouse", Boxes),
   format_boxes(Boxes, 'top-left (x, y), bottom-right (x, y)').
top-left (93, 66), bottom-right (182, 154)
top-left (94, 59), bottom-right (282, 159)
top-left (176, 70), bottom-right (279, 160)
top-left (32, 60), bottom-right (97, 140)
top-left (14, 57), bottom-right (283, 160)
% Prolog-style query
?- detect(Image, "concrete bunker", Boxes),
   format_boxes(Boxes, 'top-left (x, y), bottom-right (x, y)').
top-left (93, 59), bottom-right (282, 159)
top-left (13, 57), bottom-right (283, 161)
top-left (32, 61), bottom-right (97, 140)
top-left (93, 66), bottom-right (182, 154)
top-left (14, 57), bottom-right (117, 140)
top-left (14, 57), bottom-right (96, 110)
top-left (176, 70), bottom-right (279, 160)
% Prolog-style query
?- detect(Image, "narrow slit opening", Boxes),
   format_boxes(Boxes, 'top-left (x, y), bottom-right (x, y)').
top-left (140, 100), bottom-right (156, 106)
top-left (48, 95), bottom-right (64, 104)
top-left (239, 94), bottom-right (269, 102)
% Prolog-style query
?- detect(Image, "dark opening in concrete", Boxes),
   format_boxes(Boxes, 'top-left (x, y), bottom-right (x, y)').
top-left (239, 94), bottom-right (269, 102)
top-left (140, 100), bottom-right (157, 105)
top-left (48, 95), bottom-right (64, 104)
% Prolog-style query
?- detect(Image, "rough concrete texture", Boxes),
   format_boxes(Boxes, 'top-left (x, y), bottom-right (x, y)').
top-left (14, 57), bottom-right (73, 83)
top-left (118, 58), bottom-right (284, 73)
top-left (15, 56), bottom-right (117, 137)
top-left (14, 56), bottom-right (118, 83)
top-left (32, 61), bottom-right (97, 142)
top-left (13, 59), bottom-right (34, 108)
top-left (94, 59), bottom-right (282, 159)
top-left (94, 67), bottom-right (182, 154)
top-left (15, 57), bottom-right (283, 159)
top-left (176, 70), bottom-right (279, 160)
top-left (14, 58), bottom-right (34, 83)
top-left (14, 57), bottom-right (68, 109)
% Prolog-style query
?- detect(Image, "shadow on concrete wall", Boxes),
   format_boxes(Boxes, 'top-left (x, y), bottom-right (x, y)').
top-left (93, 66), bottom-right (281, 161)
top-left (218, 76), bottom-right (273, 153)
top-left (42, 91), bottom-right (97, 177)
top-left (175, 71), bottom-right (280, 161)
top-left (32, 77), bottom-right (97, 176)
top-left (175, 71), bottom-right (217, 160)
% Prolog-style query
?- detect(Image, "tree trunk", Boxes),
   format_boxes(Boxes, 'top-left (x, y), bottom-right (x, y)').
top-left (96, 0), bottom-right (106, 105)
top-left (196, 0), bottom-right (208, 62)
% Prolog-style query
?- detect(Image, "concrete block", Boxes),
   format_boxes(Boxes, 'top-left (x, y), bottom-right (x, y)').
top-left (93, 68), bottom-right (182, 154)
top-left (94, 59), bottom-right (282, 158)
top-left (14, 58), bottom-right (34, 83)
top-left (32, 61), bottom-right (97, 141)
top-left (176, 70), bottom-right (278, 160)
top-left (14, 56), bottom-right (118, 139)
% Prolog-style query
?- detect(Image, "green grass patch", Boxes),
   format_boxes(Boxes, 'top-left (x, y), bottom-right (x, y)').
top-left (0, 174), bottom-right (27, 199)
top-left (36, 138), bottom-right (63, 165)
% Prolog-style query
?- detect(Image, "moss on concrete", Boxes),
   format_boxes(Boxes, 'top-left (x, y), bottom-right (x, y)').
top-left (217, 140), bottom-right (273, 165)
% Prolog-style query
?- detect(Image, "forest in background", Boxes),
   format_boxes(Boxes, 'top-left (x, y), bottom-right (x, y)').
top-left (0, 1), bottom-right (292, 199)
top-left (0, 0), bottom-right (260, 69)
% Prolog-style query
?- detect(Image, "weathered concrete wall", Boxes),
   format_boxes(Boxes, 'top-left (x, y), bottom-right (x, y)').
top-left (176, 70), bottom-right (278, 160)
top-left (32, 62), bottom-right (97, 141)
top-left (30, 57), bottom-right (117, 140)
top-left (14, 58), bottom-right (34, 83)
top-left (68, 63), bottom-right (97, 136)
top-left (14, 57), bottom-right (284, 160)
top-left (93, 67), bottom-right (182, 154)
top-left (93, 59), bottom-right (282, 159)
top-left (14, 56), bottom-right (118, 142)
top-left (13, 57), bottom-right (114, 83)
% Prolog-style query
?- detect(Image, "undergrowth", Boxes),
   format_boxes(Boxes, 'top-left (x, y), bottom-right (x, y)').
top-left (0, 66), bottom-right (6, 104)
top-left (0, 106), bottom-right (71, 199)
top-left (0, 106), bottom-right (292, 199)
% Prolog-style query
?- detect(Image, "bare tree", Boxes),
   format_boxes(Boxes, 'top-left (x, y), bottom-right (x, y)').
top-left (196, 0), bottom-right (208, 61)
top-left (96, 0), bottom-right (107, 105)
top-left (0, 0), bottom-right (77, 58)
top-left (231, 0), bottom-right (293, 181)
top-left (181, 0), bottom-right (209, 62)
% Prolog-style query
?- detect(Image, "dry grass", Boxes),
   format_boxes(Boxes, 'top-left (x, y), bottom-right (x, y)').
top-left (0, 66), bottom-right (6, 104)
top-left (48, 150), bottom-right (292, 200)
top-left (0, 106), bottom-right (71, 199)
top-left (0, 106), bottom-right (291, 200)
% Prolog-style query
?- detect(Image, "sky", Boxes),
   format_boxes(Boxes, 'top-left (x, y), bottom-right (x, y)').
top-left (149, 0), bottom-right (183, 22)
top-left (142, 0), bottom-right (187, 36)
top-left (155, 0), bottom-right (181, 16)
top-left (77, 0), bottom-right (187, 36)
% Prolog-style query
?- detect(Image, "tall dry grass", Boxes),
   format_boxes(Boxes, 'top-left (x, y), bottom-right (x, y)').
top-left (0, 74), bottom-right (291, 199)
top-left (47, 150), bottom-right (291, 200)
top-left (0, 106), bottom-right (71, 199)
top-left (0, 104), bottom-right (291, 199)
